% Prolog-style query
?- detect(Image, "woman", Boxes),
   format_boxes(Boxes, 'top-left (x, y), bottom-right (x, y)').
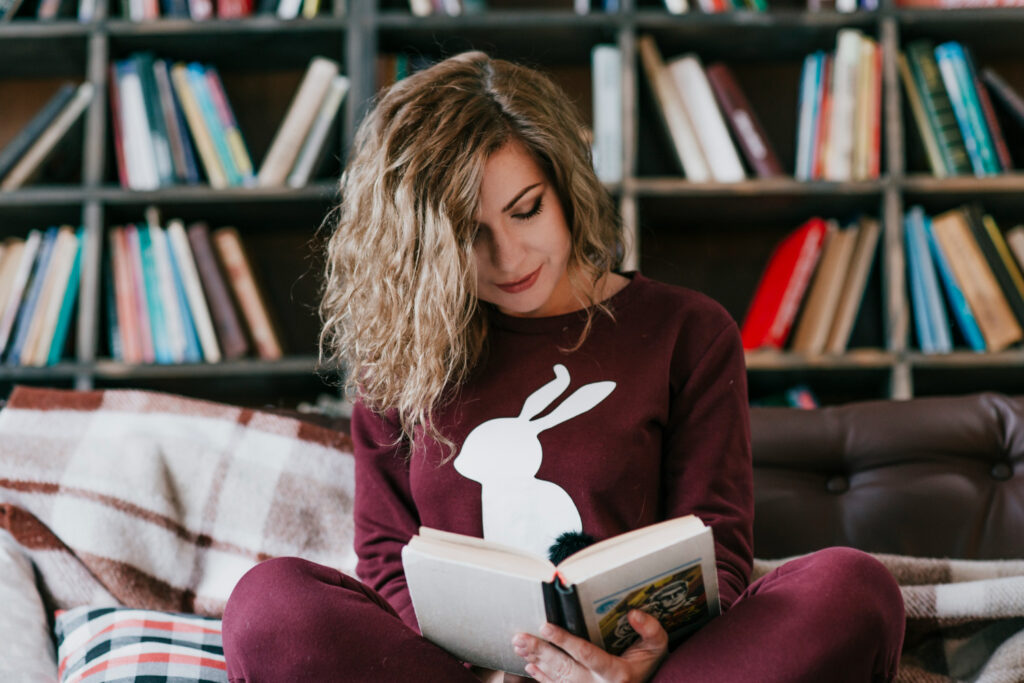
top-left (222, 51), bottom-right (904, 682)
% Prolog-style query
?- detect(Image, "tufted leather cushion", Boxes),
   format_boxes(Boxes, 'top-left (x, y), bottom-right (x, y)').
top-left (750, 392), bottom-right (1024, 560)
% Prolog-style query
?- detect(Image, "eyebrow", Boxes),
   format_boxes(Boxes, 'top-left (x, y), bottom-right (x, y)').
top-left (502, 182), bottom-right (543, 213)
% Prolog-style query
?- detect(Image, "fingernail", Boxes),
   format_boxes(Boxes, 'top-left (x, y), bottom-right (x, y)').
top-left (512, 635), bottom-right (527, 648)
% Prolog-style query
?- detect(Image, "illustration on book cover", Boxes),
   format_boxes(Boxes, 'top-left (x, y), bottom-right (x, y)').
top-left (596, 562), bottom-right (709, 654)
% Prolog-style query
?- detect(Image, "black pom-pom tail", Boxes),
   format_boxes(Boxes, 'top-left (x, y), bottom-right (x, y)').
top-left (548, 531), bottom-right (597, 565)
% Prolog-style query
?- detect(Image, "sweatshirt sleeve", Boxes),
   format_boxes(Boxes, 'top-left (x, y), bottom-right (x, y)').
top-left (351, 400), bottom-right (421, 631)
top-left (663, 318), bottom-right (754, 612)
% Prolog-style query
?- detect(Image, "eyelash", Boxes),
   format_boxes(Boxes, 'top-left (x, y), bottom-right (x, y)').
top-left (512, 197), bottom-right (544, 222)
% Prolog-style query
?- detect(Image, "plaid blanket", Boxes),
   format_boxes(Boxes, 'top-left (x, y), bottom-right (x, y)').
top-left (0, 385), bottom-right (357, 617)
top-left (755, 556), bottom-right (1024, 682)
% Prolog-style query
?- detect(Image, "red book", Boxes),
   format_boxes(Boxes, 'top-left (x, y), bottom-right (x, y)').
top-left (705, 62), bottom-right (784, 178)
top-left (741, 217), bottom-right (830, 350)
top-left (217, 0), bottom-right (252, 19)
top-left (811, 55), bottom-right (833, 181)
top-left (869, 42), bottom-right (883, 179)
top-left (108, 63), bottom-right (129, 189)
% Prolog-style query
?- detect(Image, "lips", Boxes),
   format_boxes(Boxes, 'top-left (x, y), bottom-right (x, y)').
top-left (497, 266), bottom-right (541, 294)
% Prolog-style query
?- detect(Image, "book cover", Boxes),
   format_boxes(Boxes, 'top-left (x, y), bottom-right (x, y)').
top-left (148, 223), bottom-right (188, 364)
top-left (186, 221), bottom-right (249, 360)
top-left (125, 224), bottom-right (156, 363)
top-left (795, 52), bottom-right (824, 181)
top-left (931, 209), bottom-right (1022, 351)
top-left (205, 66), bottom-right (256, 186)
top-left (905, 41), bottom-right (973, 176)
top-left (115, 59), bottom-right (161, 190)
top-left (170, 62), bottom-right (228, 189)
top-left (167, 219), bottom-right (220, 363)
top-left (403, 516), bottom-right (718, 676)
top-left (790, 221), bottom-right (855, 354)
top-left (825, 217), bottom-right (880, 354)
top-left (1, 83), bottom-right (94, 191)
top-left (934, 42), bottom-right (999, 177)
top-left (705, 62), bottom-right (783, 178)
top-left (921, 212), bottom-right (985, 352)
top-left (46, 227), bottom-right (82, 366)
top-left (0, 82), bottom-right (76, 182)
top-left (186, 62), bottom-right (243, 187)
top-left (740, 217), bottom-right (829, 350)
top-left (591, 44), bottom-right (623, 185)
top-left (7, 227), bottom-right (58, 365)
top-left (636, 35), bottom-right (709, 182)
top-left (257, 56), bottom-right (340, 187)
top-left (963, 205), bottom-right (1024, 330)
top-left (666, 54), bottom-right (745, 183)
top-left (905, 207), bottom-right (952, 353)
top-left (286, 74), bottom-right (350, 188)
top-left (212, 227), bottom-right (283, 360)
top-left (825, 29), bottom-right (861, 182)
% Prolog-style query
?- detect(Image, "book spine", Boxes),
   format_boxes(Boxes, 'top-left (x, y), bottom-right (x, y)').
top-left (133, 52), bottom-right (176, 186)
top-left (964, 205), bottom-right (1024, 328)
top-left (110, 227), bottom-right (140, 363)
top-left (137, 225), bottom-right (172, 364)
top-left (795, 52), bottom-right (821, 181)
top-left (187, 0), bottom-right (213, 19)
top-left (963, 48), bottom-right (1013, 172)
top-left (187, 62), bottom-right (243, 186)
top-left (908, 207), bottom-right (953, 353)
top-left (0, 231), bottom-right (41, 357)
top-left (170, 62), bottom-right (228, 188)
top-left (187, 222), bottom-right (249, 359)
top-left (0, 82), bottom-right (76, 182)
top-left (934, 43), bottom-right (997, 176)
top-left (23, 226), bottom-right (76, 366)
top-left (825, 29), bottom-right (861, 182)
top-left (116, 60), bottom-right (161, 190)
top-left (126, 224), bottom-right (156, 363)
top-left (554, 577), bottom-right (589, 641)
top-left (103, 243), bottom-right (122, 363)
top-left (705, 62), bottom-right (783, 178)
top-left (905, 41), bottom-right (972, 176)
top-left (899, 53), bottom-right (947, 178)
top-left (1007, 227), bottom-right (1024, 279)
top-left (923, 211), bottom-right (986, 352)
top-left (541, 580), bottom-right (565, 629)
top-left (152, 58), bottom-right (190, 184)
top-left (811, 54), bottom-right (832, 181)
top-left (47, 228), bottom-right (82, 366)
top-left (149, 224), bottom-right (187, 363)
top-left (7, 227), bottom-right (58, 366)
top-left (287, 74), bottom-right (350, 188)
top-left (982, 214), bottom-right (1024, 306)
top-left (205, 66), bottom-right (256, 185)
top-left (766, 221), bottom-right (827, 348)
top-left (108, 63), bottom-right (131, 188)
top-left (168, 220), bottom-right (220, 363)
top-left (163, 224), bottom-right (203, 363)
top-left (212, 227), bottom-right (283, 360)
top-left (591, 44), bottom-right (623, 184)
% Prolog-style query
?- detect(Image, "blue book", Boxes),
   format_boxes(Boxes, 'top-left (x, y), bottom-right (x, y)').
top-left (905, 210), bottom-right (935, 353)
top-left (795, 52), bottom-right (824, 181)
top-left (908, 207), bottom-right (952, 353)
top-left (186, 62), bottom-right (243, 186)
top-left (47, 228), bottom-right (84, 366)
top-left (137, 225), bottom-right (172, 364)
top-left (934, 42), bottom-right (999, 177)
top-left (7, 227), bottom-right (58, 366)
top-left (165, 228), bottom-right (202, 363)
top-left (922, 212), bottom-right (986, 352)
top-left (156, 58), bottom-right (201, 185)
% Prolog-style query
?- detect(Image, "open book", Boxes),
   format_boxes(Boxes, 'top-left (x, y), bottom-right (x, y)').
top-left (402, 515), bottom-right (719, 676)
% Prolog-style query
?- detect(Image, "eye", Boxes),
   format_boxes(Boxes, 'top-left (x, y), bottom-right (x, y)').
top-left (512, 196), bottom-right (544, 222)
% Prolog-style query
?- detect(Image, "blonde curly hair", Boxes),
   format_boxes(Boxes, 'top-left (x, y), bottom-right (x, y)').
top-left (320, 50), bottom-right (622, 454)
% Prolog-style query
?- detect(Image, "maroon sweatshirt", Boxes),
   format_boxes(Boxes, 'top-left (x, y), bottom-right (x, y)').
top-left (351, 272), bottom-right (754, 632)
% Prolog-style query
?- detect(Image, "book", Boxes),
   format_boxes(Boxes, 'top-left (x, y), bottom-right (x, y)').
top-left (825, 29), bottom-right (862, 182)
top-left (824, 217), bottom-right (881, 354)
top-left (741, 217), bottom-right (829, 350)
top-left (637, 35), bottom-right (709, 182)
top-left (962, 48), bottom-right (1012, 172)
top-left (109, 227), bottom-right (141, 363)
top-left (0, 231), bottom-right (41, 358)
top-left (7, 227), bottom-right (58, 365)
top-left (167, 220), bottom-right (220, 363)
top-left (934, 42), bottom-right (999, 177)
top-left (46, 228), bottom-right (82, 366)
top-left (205, 66), bottom-right (256, 186)
top-left (905, 41), bottom-right (972, 177)
top-left (21, 226), bottom-right (77, 366)
top-left (591, 44), bottom-right (623, 184)
top-left (186, 62), bottom-right (244, 187)
top-left (133, 52), bottom-right (175, 187)
top-left (930, 209), bottom-right (1021, 351)
top-left (795, 52), bottom-right (824, 181)
top-left (187, 222), bottom-right (249, 360)
top-left (286, 74), bottom-right (350, 188)
top-left (1, 83), bottom-right (94, 191)
top-left (403, 515), bottom-right (719, 676)
top-left (1007, 226), bottom-right (1024, 277)
top-left (791, 220), bottom-right (854, 354)
top-left (899, 54), bottom-right (947, 177)
top-left (136, 224), bottom-right (172, 364)
top-left (922, 210), bottom-right (985, 352)
top-left (0, 240), bottom-right (25, 332)
top-left (905, 207), bottom-right (952, 353)
top-left (125, 224), bottom-right (156, 363)
top-left (666, 54), bottom-right (745, 183)
top-left (212, 227), bottom-right (283, 360)
top-left (152, 58), bottom-right (196, 185)
top-left (148, 220), bottom-right (188, 363)
top-left (0, 83), bottom-right (76, 182)
top-left (115, 59), bottom-right (161, 190)
top-left (170, 61), bottom-right (229, 189)
top-left (963, 206), bottom-right (1024, 329)
top-left (705, 62), bottom-right (783, 178)
top-left (810, 54), bottom-right (832, 180)
top-left (257, 56), bottom-right (340, 187)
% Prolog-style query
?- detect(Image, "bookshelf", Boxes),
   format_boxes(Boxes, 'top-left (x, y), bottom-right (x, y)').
top-left (3, 0), bottom-right (1024, 408)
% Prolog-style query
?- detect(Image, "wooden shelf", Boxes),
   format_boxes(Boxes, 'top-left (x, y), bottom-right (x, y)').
top-left (92, 355), bottom-right (323, 379)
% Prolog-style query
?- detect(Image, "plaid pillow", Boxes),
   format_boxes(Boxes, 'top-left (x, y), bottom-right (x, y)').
top-left (55, 606), bottom-right (227, 683)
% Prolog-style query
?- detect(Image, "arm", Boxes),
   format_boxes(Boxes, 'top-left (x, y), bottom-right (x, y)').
top-left (663, 318), bottom-right (754, 612)
top-left (351, 399), bottom-right (421, 631)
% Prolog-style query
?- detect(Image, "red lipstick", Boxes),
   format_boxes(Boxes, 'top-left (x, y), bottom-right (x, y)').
top-left (497, 266), bottom-right (541, 294)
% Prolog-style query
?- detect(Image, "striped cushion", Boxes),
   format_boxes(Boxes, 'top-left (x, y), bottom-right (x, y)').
top-left (55, 606), bottom-right (227, 683)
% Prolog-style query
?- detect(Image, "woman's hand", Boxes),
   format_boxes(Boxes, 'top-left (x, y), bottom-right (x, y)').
top-left (511, 609), bottom-right (668, 683)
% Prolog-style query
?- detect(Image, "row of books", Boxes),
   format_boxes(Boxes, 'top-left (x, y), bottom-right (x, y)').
top-left (0, 0), bottom-right (342, 20)
top-left (110, 53), bottom-right (348, 190)
top-left (899, 40), bottom-right (1022, 178)
top-left (639, 35), bottom-right (784, 182)
top-left (106, 210), bottom-right (283, 365)
top-left (0, 226), bottom-right (83, 367)
top-left (0, 82), bottom-right (94, 192)
top-left (795, 29), bottom-right (882, 182)
top-left (741, 215), bottom-right (881, 354)
top-left (905, 205), bottom-right (1024, 353)
top-left (406, 0), bottom-right (484, 15)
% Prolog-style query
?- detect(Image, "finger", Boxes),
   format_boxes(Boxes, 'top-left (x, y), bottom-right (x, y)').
top-left (536, 622), bottom-right (613, 673)
top-left (513, 630), bottom-right (578, 679)
top-left (622, 610), bottom-right (669, 659)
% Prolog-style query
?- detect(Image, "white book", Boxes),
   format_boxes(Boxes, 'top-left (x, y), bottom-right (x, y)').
top-left (404, 515), bottom-right (719, 677)
top-left (667, 54), bottom-right (745, 183)
top-left (24, 227), bottom-right (76, 367)
top-left (837, 0), bottom-right (857, 11)
top-left (575, 0), bottom-right (589, 13)
top-left (591, 44), bottom-right (623, 184)
top-left (664, 0), bottom-right (689, 13)
top-left (118, 68), bottom-right (161, 191)
top-left (442, 0), bottom-right (461, 14)
top-left (287, 75), bottom-right (351, 188)
top-left (276, 0), bottom-right (302, 19)
top-left (167, 219), bottom-right (221, 363)
top-left (408, 0), bottom-right (432, 15)
top-left (1, 83), bottom-right (95, 191)
top-left (0, 241), bottom-right (24, 327)
top-left (0, 230), bottom-right (41, 357)
top-left (258, 56), bottom-right (340, 187)
top-left (637, 36), bottom-right (709, 183)
top-left (148, 223), bottom-right (187, 364)
top-left (825, 29), bottom-right (862, 182)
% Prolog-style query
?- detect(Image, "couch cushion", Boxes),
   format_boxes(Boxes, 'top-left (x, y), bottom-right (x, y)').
top-left (55, 606), bottom-right (226, 683)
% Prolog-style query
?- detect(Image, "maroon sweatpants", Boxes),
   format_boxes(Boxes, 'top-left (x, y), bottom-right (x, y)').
top-left (222, 546), bottom-right (904, 682)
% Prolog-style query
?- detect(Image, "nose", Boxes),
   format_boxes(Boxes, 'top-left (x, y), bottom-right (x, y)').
top-left (486, 223), bottom-right (525, 273)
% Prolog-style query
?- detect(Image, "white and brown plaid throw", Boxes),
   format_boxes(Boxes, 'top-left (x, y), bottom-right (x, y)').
top-left (0, 385), bottom-right (357, 617)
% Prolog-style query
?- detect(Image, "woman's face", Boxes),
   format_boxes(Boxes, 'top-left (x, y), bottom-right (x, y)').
top-left (473, 139), bottom-right (575, 318)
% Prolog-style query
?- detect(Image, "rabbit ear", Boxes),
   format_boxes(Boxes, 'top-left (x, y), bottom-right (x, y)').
top-left (531, 380), bottom-right (616, 433)
top-left (519, 364), bottom-right (571, 420)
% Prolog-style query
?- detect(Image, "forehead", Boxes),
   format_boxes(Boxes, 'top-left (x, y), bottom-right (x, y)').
top-left (478, 139), bottom-right (545, 207)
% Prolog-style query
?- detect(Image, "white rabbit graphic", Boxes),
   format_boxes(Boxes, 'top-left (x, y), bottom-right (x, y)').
top-left (454, 364), bottom-right (616, 559)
